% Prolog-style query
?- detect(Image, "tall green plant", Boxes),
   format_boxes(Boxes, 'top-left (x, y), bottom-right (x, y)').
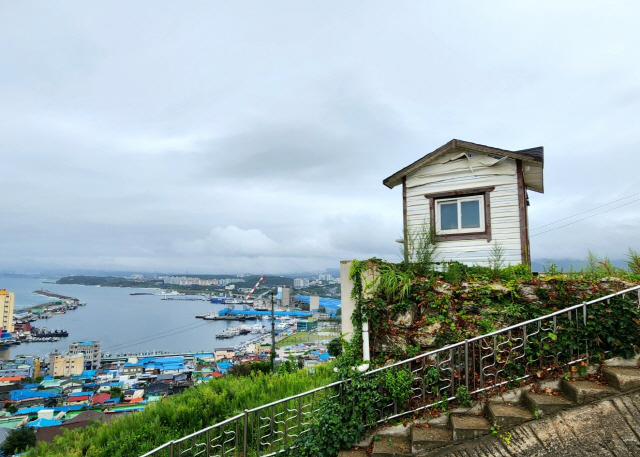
top-left (584, 250), bottom-right (601, 279)
top-left (488, 242), bottom-right (505, 279)
top-left (378, 263), bottom-right (415, 302)
top-left (626, 248), bottom-right (640, 276)
top-left (405, 221), bottom-right (438, 275)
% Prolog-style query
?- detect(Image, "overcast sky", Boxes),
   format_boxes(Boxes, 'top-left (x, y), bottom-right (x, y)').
top-left (2, 2), bottom-right (640, 274)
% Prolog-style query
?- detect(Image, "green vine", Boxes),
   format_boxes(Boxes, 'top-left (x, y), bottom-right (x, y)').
top-left (285, 369), bottom-right (383, 457)
top-left (382, 367), bottom-right (413, 404)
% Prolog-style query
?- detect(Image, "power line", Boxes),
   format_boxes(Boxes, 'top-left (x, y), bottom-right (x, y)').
top-left (103, 321), bottom-right (214, 352)
top-left (530, 191), bottom-right (640, 232)
top-left (102, 320), bottom-right (202, 350)
top-left (530, 198), bottom-right (640, 237)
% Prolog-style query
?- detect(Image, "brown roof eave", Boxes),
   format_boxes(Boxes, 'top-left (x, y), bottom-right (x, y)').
top-left (382, 139), bottom-right (457, 189)
top-left (383, 140), bottom-right (543, 189)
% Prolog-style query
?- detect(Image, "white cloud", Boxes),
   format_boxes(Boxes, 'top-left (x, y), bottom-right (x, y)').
top-left (3, 1), bottom-right (640, 273)
top-left (174, 226), bottom-right (278, 257)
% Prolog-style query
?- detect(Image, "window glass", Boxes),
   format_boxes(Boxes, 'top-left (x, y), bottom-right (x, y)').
top-left (440, 203), bottom-right (458, 230)
top-left (460, 200), bottom-right (480, 228)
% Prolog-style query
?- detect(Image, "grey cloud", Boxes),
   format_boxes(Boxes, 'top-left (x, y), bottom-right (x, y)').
top-left (3, 1), bottom-right (640, 274)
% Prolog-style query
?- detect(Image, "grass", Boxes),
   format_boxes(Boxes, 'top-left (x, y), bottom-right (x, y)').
top-left (33, 365), bottom-right (335, 457)
top-left (276, 331), bottom-right (329, 347)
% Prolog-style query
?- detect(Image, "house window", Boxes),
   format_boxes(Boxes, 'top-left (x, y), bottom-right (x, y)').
top-left (425, 186), bottom-right (494, 242)
top-left (435, 195), bottom-right (485, 234)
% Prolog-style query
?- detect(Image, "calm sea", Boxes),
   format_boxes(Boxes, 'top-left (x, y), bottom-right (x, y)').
top-left (0, 277), bottom-right (263, 360)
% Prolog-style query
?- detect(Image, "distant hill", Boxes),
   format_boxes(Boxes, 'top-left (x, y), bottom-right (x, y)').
top-left (531, 258), bottom-right (628, 273)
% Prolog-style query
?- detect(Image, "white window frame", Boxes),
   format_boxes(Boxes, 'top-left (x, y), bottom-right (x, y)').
top-left (435, 195), bottom-right (485, 235)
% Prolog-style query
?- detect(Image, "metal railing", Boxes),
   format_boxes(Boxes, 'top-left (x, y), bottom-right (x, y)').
top-left (141, 284), bottom-right (640, 457)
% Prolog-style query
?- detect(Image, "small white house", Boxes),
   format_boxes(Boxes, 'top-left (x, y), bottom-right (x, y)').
top-left (383, 139), bottom-right (544, 267)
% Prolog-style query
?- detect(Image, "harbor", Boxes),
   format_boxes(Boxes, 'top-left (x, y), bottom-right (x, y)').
top-left (0, 278), bottom-right (340, 359)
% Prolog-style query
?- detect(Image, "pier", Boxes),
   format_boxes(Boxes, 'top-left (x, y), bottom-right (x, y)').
top-left (14, 291), bottom-right (81, 313)
top-left (33, 290), bottom-right (79, 301)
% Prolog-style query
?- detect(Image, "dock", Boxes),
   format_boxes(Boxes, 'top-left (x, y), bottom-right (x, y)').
top-left (15, 301), bottom-right (65, 313)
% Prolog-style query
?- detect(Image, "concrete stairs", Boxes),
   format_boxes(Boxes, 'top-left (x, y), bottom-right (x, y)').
top-left (337, 365), bottom-right (640, 457)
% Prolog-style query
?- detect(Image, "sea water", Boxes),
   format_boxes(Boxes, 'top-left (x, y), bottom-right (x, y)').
top-left (0, 277), bottom-right (262, 359)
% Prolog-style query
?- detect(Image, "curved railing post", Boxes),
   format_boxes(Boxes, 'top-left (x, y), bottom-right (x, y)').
top-left (243, 409), bottom-right (249, 457)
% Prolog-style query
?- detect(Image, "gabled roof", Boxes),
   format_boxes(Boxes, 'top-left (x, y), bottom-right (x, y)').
top-left (27, 418), bottom-right (62, 428)
top-left (64, 409), bottom-right (106, 424)
top-left (91, 393), bottom-right (111, 405)
top-left (382, 139), bottom-right (544, 192)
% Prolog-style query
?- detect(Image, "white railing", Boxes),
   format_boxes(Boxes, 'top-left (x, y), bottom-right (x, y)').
top-left (141, 284), bottom-right (640, 457)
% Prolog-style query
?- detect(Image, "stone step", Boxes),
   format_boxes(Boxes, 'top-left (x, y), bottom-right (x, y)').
top-left (561, 379), bottom-right (617, 404)
top-left (338, 449), bottom-right (368, 457)
top-left (449, 414), bottom-right (491, 441)
top-left (522, 389), bottom-right (574, 417)
top-left (371, 436), bottom-right (412, 457)
top-left (484, 402), bottom-right (534, 428)
top-left (602, 366), bottom-right (640, 392)
top-left (411, 425), bottom-right (452, 453)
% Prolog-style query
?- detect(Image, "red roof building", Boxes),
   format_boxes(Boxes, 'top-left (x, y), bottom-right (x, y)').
top-left (91, 393), bottom-right (111, 405)
top-left (66, 395), bottom-right (91, 405)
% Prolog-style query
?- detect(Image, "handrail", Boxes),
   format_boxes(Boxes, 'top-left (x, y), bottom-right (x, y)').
top-left (140, 283), bottom-right (640, 457)
top-left (244, 380), bottom-right (345, 413)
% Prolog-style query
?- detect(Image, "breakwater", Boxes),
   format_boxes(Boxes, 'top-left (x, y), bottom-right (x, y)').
top-left (33, 289), bottom-right (79, 301)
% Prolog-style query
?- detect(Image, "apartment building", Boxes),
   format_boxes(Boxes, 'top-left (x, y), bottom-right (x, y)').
top-left (49, 353), bottom-right (84, 377)
top-left (68, 341), bottom-right (102, 370)
top-left (0, 289), bottom-right (14, 332)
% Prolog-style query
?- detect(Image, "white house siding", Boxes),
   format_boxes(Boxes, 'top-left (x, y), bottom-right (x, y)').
top-left (404, 153), bottom-right (523, 266)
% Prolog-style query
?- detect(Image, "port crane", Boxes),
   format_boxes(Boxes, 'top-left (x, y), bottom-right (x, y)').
top-left (222, 275), bottom-right (267, 310)
top-left (246, 274), bottom-right (267, 300)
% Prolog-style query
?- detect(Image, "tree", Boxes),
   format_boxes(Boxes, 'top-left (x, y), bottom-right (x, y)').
top-left (5, 403), bottom-right (17, 414)
top-left (327, 338), bottom-right (343, 357)
top-left (228, 364), bottom-right (252, 377)
top-left (1, 425), bottom-right (36, 455)
top-left (109, 386), bottom-right (123, 399)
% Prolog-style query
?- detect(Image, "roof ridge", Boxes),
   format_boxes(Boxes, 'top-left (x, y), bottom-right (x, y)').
top-left (382, 139), bottom-right (544, 189)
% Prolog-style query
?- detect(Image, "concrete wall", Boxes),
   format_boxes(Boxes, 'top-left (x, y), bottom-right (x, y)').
top-left (340, 261), bottom-right (379, 343)
top-left (340, 261), bottom-right (355, 341)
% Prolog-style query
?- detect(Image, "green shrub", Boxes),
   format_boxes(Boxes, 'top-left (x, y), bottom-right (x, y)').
top-left (382, 366), bottom-right (413, 404)
top-left (33, 366), bottom-right (333, 457)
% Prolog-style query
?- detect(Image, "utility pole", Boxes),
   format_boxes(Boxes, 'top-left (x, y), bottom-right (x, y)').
top-left (270, 291), bottom-right (276, 373)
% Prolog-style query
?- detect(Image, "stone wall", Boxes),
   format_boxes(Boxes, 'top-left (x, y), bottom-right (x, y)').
top-left (365, 276), bottom-right (637, 358)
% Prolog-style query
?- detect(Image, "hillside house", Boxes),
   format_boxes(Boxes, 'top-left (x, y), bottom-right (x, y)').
top-left (383, 139), bottom-right (544, 267)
